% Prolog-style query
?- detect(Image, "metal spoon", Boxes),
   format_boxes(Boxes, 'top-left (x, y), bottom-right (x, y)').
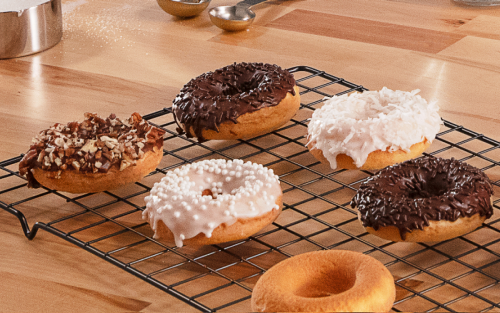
top-left (209, 0), bottom-right (268, 31)
top-left (157, 0), bottom-right (211, 18)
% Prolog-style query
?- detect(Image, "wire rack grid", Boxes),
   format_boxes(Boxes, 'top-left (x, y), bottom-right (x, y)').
top-left (1, 66), bottom-right (500, 312)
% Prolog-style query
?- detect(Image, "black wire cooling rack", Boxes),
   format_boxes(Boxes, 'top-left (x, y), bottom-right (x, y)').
top-left (1, 66), bottom-right (500, 312)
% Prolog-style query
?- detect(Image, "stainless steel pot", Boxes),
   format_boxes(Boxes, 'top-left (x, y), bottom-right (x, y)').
top-left (0, 0), bottom-right (62, 59)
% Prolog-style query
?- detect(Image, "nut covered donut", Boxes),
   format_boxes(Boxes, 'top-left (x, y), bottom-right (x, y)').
top-left (351, 157), bottom-right (494, 242)
top-left (19, 112), bottom-right (165, 193)
top-left (251, 250), bottom-right (396, 312)
top-left (307, 87), bottom-right (442, 170)
top-left (143, 159), bottom-right (282, 247)
top-left (172, 62), bottom-right (300, 142)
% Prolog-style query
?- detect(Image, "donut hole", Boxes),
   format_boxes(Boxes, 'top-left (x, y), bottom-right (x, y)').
top-left (221, 73), bottom-right (265, 97)
top-left (202, 189), bottom-right (217, 199)
top-left (293, 265), bottom-right (356, 298)
top-left (405, 173), bottom-right (452, 199)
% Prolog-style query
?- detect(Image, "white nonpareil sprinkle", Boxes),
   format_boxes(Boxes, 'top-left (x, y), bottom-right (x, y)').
top-left (143, 159), bottom-right (282, 247)
top-left (307, 87), bottom-right (442, 169)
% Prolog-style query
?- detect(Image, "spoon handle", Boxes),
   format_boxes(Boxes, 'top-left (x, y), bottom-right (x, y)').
top-left (237, 0), bottom-right (267, 8)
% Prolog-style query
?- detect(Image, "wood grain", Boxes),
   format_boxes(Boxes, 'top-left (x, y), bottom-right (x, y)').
top-left (0, 271), bottom-right (152, 312)
top-left (266, 9), bottom-right (466, 53)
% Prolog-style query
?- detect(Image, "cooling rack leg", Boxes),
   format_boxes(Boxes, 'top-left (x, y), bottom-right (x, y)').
top-left (1, 203), bottom-right (41, 240)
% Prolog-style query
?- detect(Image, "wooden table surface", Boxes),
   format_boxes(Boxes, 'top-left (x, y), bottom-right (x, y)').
top-left (1, 0), bottom-right (500, 311)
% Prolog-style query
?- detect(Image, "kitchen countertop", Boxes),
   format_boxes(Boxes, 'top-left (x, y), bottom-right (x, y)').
top-left (1, 0), bottom-right (500, 311)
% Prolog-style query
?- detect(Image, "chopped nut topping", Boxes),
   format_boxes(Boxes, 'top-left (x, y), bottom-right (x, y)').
top-left (18, 112), bottom-right (166, 188)
top-left (103, 151), bottom-right (113, 161)
top-left (120, 160), bottom-right (131, 171)
top-left (37, 151), bottom-right (45, 163)
top-left (74, 138), bottom-right (84, 147)
top-left (55, 158), bottom-right (62, 167)
top-left (81, 140), bottom-right (98, 153)
top-left (54, 137), bottom-right (65, 147)
top-left (44, 156), bottom-right (51, 167)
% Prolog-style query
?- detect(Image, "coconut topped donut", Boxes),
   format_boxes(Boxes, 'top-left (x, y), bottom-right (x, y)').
top-left (19, 112), bottom-right (165, 192)
top-left (172, 62), bottom-right (298, 142)
top-left (307, 87), bottom-right (442, 170)
top-left (143, 159), bottom-right (282, 247)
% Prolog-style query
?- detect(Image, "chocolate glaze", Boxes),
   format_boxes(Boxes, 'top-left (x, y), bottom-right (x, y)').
top-left (172, 62), bottom-right (296, 142)
top-left (351, 157), bottom-right (493, 240)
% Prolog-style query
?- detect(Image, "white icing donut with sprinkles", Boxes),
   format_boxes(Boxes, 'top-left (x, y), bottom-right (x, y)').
top-left (143, 159), bottom-right (282, 247)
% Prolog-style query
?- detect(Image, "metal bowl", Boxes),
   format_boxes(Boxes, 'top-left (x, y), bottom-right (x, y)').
top-left (0, 0), bottom-right (62, 59)
top-left (157, 0), bottom-right (211, 18)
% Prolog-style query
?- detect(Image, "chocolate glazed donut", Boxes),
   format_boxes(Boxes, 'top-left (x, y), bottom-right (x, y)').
top-left (351, 157), bottom-right (494, 242)
top-left (172, 62), bottom-right (300, 142)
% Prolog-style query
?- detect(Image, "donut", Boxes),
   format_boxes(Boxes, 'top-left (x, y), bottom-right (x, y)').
top-left (143, 159), bottom-right (282, 247)
top-left (19, 112), bottom-right (165, 194)
top-left (172, 62), bottom-right (300, 142)
top-left (307, 87), bottom-right (442, 170)
top-left (351, 156), bottom-right (494, 242)
top-left (251, 250), bottom-right (396, 312)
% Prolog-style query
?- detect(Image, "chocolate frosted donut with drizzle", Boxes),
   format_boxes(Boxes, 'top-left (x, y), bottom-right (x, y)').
top-left (172, 62), bottom-right (299, 142)
top-left (351, 157), bottom-right (493, 242)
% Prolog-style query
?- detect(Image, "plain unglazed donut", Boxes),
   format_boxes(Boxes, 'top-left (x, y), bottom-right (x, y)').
top-left (143, 159), bottom-right (282, 247)
top-left (307, 87), bottom-right (442, 170)
top-left (172, 62), bottom-right (300, 142)
top-left (351, 157), bottom-right (494, 242)
top-left (19, 112), bottom-right (165, 193)
top-left (251, 250), bottom-right (396, 312)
